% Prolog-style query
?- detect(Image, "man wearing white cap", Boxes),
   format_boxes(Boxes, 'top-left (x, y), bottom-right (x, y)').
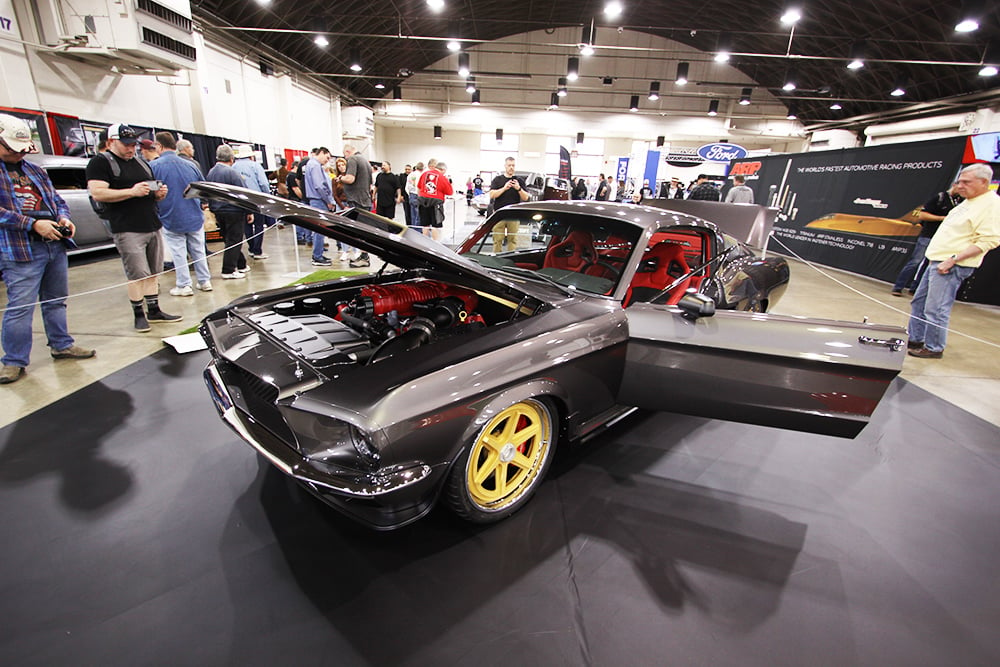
top-left (0, 114), bottom-right (95, 384)
top-left (87, 122), bottom-right (181, 332)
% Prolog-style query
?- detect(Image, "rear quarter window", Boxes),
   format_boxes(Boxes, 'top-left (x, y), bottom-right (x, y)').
top-left (44, 168), bottom-right (88, 190)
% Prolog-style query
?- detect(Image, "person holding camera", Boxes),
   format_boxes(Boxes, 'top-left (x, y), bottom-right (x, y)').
top-left (489, 156), bottom-right (529, 253)
top-left (0, 114), bottom-right (95, 384)
top-left (87, 123), bottom-right (181, 332)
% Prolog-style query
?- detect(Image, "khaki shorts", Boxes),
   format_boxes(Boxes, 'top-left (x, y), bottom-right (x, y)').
top-left (113, 230), bottom-right (163, 281)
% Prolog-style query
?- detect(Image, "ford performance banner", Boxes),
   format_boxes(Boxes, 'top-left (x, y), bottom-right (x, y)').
top-left (730, 137), bottom-right (966, 282)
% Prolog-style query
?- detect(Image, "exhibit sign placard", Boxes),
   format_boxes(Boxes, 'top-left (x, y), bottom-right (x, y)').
top-left (729, 137), bottom-right (966, 282)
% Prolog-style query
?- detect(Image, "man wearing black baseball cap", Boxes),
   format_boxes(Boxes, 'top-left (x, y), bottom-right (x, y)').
top-left (0, 113), bottom-right (95, 384)
top-left (87, 123), bottom-right (180, 332)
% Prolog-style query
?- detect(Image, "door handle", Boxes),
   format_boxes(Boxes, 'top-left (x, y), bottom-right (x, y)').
top-left (858, 335), bottom-right (905, 351)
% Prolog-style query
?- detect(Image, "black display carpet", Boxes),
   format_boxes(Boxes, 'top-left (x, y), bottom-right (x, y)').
top-left (1, 350), bottom-right (999, 666)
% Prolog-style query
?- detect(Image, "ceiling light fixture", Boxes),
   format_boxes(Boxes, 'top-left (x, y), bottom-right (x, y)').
top-left (447, 40), bottom-right (460, 52)
top-left (739, 87), bottom-right (752, 105)
top-left (782, 68), bottom-right (797, 91)
top-left (471, 89), bottom-right (481, 105)
top-left (466, 76), bottom-right (477, 93)
top-left (830, 101), bottom-right (843, 110)
top-left (496, 128), bottom-right (503, 143)
top-left (457, 52), bottom-right (470, 78)
top-left (780, 5), bottom-right (802, 25)
top-left (708, 99), bottom-right (719, 116)
top-left (426, 0), bottom-right (445, 12)
top-left (557, 77), bottom-right (568, 97)
top-left (847, 41), bottom-right (866, 70)
top-left (393, 86), bottom-right (402, 100)
top-left (567, 56), bottom-right (580, 82)
top-left (786, 103), bottom-right (798, 120)
top-left (314, 34), bottom-right (329, 48)
top-left (629, 95), bottom-right (639, 112)
top-left (434, 125), bottom-right (442, 140)
top-left (890, 79), bottom-right (907, 96)
top-left (374, 81), bottom-right (385, 90)
top-left (579, 22), bottom-right (595, 56)
top-left (715, 32), bottom-right (731, 63)
top-left (648, 81), bottom-right (660, 100)
top-left (549, 92), bottom-right (560, 109)
top-left (656, 136), bottom-right (665, 148)
top-left (980, 41), bottom-right (999, 76)
top-left (675, 62), bottom-right (689, 86)
top-left (955, 4), bottom-right (981, 33)
top-left (577, 132), bottom-right (585, 144)
top-left (349, 47), bottom-right (362, 72)
top-left (604, 1), bottom-right (623, 19)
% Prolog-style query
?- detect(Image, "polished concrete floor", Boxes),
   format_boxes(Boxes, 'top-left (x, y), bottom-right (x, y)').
top-left (2, 201), bottom-right (998, 428)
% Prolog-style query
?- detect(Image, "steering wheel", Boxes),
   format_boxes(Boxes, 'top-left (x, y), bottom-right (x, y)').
top-left (583, 259), bottom-right (621, 280)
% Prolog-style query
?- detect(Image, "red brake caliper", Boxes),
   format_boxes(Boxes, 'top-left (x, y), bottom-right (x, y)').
top-left (516, 414), bottom-right (530, 454)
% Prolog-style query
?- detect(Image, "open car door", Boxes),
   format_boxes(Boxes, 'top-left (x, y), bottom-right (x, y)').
top-left (618, 301), bottom-right (907, 438)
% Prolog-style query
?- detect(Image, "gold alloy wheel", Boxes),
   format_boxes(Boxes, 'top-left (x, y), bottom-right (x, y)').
top-left (465, 400), bottom-right (552, 511)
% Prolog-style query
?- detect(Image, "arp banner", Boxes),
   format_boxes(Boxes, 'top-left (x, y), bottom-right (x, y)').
top-left (730, 137), bottom-right (966, 282)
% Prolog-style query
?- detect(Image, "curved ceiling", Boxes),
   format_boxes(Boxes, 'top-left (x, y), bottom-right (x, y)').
top-left (192, 0), bottom-right (1000, 130)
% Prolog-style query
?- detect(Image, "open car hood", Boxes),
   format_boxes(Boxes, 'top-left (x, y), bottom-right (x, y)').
top-left (186, 182), bottom-right (507, 286)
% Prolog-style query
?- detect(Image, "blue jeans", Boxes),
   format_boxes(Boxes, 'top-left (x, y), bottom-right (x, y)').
top-left (409, 193), bottom-right (421, 231)
top-left (1, 239), bottom-right (74, 367)
top-left (892, 236), bottom-right (931, 292)
top-left (245, 213), bottom-right (265, 255)
top-left (162, 228), bottom-right (211, 287)
top-left (908, 261), bottom-right (974, 352)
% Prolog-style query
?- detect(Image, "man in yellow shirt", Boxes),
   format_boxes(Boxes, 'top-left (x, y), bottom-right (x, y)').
top-left (908, 163), bottom-right (1000, 358)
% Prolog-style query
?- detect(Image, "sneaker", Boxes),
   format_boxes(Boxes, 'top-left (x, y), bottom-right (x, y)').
top-left (170, 285), bottom-right (194, 297)
top-left (250, 252), bottom-right (269, 260)
top-left (890, 290), bottom-right (903, 297)
top-left (908, 347), bottom-right (943, 359)
top-left (147, 310), bottom-right (182, 323)
top-left (51, 345), bottom-right (96, 360)
top-left (239, 265), bottom-right (251, 273)
top-left (196, 281), bottom-right (213, 292)
top-left (221, 271), bottom-right (245, 280)
top-left (135, 314), bottom-right (151, 332)
top-left (0, 365), bottom-right (25, 384)
top-left (349, 253), bottom-right (371, 268)
top-left (339, 251), bottom-right (349, 261)
top-left (311, 256), bottom-right (333, 266)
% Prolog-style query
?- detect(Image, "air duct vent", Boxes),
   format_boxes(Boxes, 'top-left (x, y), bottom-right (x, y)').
top-left (136, 0), bottom-right (192, 32)
top-left (141, 27), bottom-right (196, 61)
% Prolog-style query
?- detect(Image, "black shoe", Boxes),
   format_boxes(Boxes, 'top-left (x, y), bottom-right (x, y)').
top-left (135, 314), bottom-right (151, 332)
top-left (147, 310), bottom-right (182, 323)
top-left (908, 347), bottom-right (943, 359)
top-left (890, 290), bottom-right (903, 297)
top-left (906, 340), bottom-right (924, 349)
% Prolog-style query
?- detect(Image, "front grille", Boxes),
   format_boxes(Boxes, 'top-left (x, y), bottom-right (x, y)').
top-left (217, 361), bottom-right (296, 446)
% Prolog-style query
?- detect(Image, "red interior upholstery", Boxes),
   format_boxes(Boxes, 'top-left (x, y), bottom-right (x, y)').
top-left (543, 230), bottom-right (596, 273)
top-left (624, 242), bottom-right (691, 306)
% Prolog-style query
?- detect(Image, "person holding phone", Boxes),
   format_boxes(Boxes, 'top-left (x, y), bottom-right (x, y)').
top-left (87, 122), bottom-right (180, 332)
top-left (488, 156), bottom-right (529, 253)
top-left (0, 114), bottom-right (95, 384)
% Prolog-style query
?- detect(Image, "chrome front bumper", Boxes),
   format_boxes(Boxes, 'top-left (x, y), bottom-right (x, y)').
top-left (204, 362), bottom-right (432, 499)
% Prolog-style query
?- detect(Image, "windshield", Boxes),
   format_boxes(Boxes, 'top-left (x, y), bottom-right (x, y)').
top-left (457, 208), bottom-right (643, 295)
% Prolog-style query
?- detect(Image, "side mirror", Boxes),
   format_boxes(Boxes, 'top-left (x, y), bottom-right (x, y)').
top-left (677, 292), bottom-right (716, 320)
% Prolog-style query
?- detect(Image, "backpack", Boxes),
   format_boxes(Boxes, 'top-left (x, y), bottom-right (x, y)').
top-left (89, 151), bottom-right (154, 219)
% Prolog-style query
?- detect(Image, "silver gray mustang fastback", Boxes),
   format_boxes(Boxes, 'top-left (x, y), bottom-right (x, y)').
top-left (190, 183), bottom-right (906, 530)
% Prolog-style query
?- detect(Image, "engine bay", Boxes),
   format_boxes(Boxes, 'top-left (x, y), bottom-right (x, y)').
top-left (242, 279), bottom-right (538, 368)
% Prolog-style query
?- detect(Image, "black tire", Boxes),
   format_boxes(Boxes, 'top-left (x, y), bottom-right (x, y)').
top-left (445, 398), bottom-right (556, 523)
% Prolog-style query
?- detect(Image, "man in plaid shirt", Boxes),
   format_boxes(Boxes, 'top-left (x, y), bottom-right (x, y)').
top-left (0, 114), bottom-right (94, 384)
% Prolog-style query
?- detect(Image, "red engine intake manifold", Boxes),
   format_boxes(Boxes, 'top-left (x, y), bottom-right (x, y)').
top-left (356, 281), bottom-right (478, 317)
